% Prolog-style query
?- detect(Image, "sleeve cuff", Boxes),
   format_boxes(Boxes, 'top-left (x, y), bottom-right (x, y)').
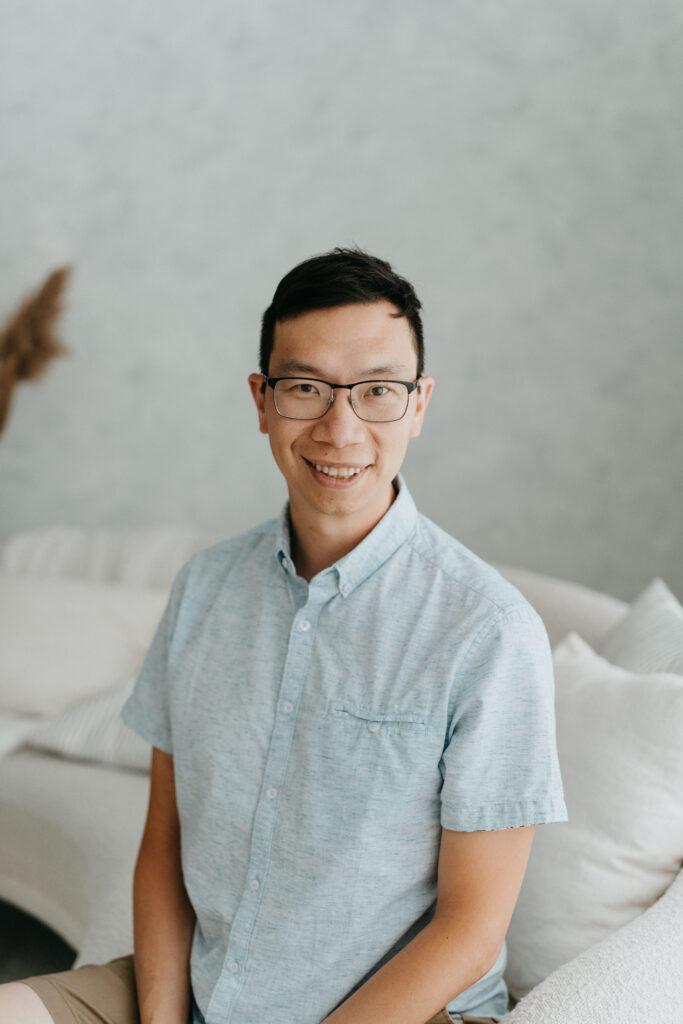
top-left (120, 699), bottom-right (173, 755)
top-left (441, 796), bottom-right (569, 832)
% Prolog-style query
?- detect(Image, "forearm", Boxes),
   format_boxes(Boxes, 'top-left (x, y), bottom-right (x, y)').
top-left (321, 915), bottom-right (497, 1024)
top-left (133, 829), bottom-right (196, 1024)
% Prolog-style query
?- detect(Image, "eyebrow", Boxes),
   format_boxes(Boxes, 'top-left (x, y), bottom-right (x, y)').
top-left (272, 360), bottom-right (411, 378)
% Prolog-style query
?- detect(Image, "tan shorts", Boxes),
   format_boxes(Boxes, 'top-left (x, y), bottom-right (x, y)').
top-left (21, 955), bottom-right (499, 1024)
top-left (21, 956), bottom-right (141, 1024)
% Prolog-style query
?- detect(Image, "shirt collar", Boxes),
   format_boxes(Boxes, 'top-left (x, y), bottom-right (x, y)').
top-left (274, 474), bottom-right (418, 597)
top-left (275, 506), bottom-right (296, 576)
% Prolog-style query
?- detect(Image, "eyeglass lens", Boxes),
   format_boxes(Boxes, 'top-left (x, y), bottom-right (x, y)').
top-left (273, 379), bottom-right (410, 422)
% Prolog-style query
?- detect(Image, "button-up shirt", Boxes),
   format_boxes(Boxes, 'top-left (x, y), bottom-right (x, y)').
top-left (122, 478), bottom-right (567, 1023)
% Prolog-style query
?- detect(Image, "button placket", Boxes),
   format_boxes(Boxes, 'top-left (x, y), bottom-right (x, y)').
top-left (213, 599), bottom-right (321, 1020)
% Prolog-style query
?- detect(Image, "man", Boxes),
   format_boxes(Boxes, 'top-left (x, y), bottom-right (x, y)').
top-left (3, 248), bottom-right (567, 1024)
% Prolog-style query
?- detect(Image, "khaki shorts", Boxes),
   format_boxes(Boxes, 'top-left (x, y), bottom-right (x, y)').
top-left (21, 957), bottom-right (140, 1024)
top-left (21, 955), bottom-right (499, 1024)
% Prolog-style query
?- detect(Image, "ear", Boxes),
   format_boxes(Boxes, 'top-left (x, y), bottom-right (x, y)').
top-left (408, 376), bottom-right (434, 438)
top-left (248, 373), bottom-right (269, 435)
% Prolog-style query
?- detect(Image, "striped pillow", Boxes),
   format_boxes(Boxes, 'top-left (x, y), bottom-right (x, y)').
top-left (27, 679), bottom-right (151, 771)
top-left (599, 579), bottom-right (683, 675)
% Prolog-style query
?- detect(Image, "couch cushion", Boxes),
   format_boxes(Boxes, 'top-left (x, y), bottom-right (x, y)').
top-left (0, 750), bottom-right (148, 955)
top-left (0, 575), bottom-right (167, 715)
top-left (505, 632), bottom-right (683, 1000)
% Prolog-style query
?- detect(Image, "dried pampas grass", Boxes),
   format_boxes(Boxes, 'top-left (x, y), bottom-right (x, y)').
top-left (0, 266), bottom-right (71, 437)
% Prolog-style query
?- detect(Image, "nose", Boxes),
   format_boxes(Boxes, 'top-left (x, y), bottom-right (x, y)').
top-left (309, 388), bottom-right (367, 447)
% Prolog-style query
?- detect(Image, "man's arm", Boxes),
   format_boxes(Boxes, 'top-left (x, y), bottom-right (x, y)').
top-left (321, 824), bottom-right (536, 1024)
top-left (133, 747), bottom-right (196, 1024)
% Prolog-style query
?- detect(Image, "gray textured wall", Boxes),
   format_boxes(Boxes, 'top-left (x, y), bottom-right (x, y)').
top-left (1, 1), bottom-right (681, 600)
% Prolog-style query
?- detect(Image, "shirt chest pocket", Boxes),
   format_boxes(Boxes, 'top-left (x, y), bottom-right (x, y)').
top-left (310, 699), bottom-right (442, 836)
top-left (325, 699), bottom-right (428, 737)
top-left (320, 698), bottom-right (438, 781)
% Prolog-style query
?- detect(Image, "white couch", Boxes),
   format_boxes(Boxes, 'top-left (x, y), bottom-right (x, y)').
top-left (1, 527), bottom-right (682, 1023)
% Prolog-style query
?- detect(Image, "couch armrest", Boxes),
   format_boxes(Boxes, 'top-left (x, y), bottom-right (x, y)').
top-left (505, 866), bottom-right (683, 1022)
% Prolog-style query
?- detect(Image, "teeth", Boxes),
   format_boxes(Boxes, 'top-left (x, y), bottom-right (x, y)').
top-left (314, 464), bottom-right (365, 479)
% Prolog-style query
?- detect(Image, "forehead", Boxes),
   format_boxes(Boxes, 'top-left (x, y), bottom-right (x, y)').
top-left (270, 301), bottom-right (418, 378)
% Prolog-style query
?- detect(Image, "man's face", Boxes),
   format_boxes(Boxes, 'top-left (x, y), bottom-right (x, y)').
top-left (248, 300), bottom-right (433, 538)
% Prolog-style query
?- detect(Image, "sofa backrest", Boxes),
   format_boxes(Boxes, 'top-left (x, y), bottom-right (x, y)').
top-left (0, 527), bottom-right (628, 648)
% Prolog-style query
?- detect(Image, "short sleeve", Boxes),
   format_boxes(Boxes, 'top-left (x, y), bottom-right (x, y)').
top-left (440, 603), bottom-right (568, 831)
top-left (120, 560), bottom-right (191, 754)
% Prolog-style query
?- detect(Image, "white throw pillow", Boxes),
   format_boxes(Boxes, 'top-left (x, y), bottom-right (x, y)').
top-left (599, 578), bottom-right (683, 675)
top-left (28, 678), bottom-right (151, 771)
top-left (0, 711), bottom-right (36, 758)
top-left (505, 632), bottom-right (683, 1001)
top-left (0, 574), bottom-right (168, 715)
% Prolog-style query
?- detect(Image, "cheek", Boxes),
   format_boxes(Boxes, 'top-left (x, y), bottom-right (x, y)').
top-left (368, 436), bottom-right (404, 476)
top-left (266, 420), bottom-right (306, 460)
top-left (384, 426), bottom-right (412, 460)
top-left (266, 435), bottom-right (296, 482)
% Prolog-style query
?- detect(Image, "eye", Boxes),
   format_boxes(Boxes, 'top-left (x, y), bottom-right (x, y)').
top-left (362, 382), bottom-right (402, 400)
top-left (283, 380), bottom-right (321, 396)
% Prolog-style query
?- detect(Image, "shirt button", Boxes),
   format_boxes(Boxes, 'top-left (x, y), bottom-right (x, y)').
top-left (342, 583), bottom-right (352, 596)
top-left (228, 961), bottom-right (239, 974)
top-left (283, 701), bottom-right (294, 713)
top-left (266, 786), bottom-right (277, 799)
top-left (367, 721), bottom-right (380, 732)
top-left (249, 878), bottom-right (260, 891)
top-left (299, 619), bottom-right (311, 632)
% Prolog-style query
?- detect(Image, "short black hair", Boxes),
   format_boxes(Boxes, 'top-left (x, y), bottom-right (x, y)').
top-left (259, 247), bottom-right (424, 377)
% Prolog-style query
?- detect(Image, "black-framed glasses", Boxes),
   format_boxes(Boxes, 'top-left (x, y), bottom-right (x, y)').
top-left (261, 376), bottom-right (420, 422)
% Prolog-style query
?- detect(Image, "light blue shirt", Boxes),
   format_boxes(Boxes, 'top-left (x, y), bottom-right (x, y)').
top-left (122, 477), bottom-right (567, 1024)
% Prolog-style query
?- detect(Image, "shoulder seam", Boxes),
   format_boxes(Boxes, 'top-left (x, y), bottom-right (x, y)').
top-left (405, 529), bottom-right (522, 616)
top-left (457, 603), bottom-right (540, 677)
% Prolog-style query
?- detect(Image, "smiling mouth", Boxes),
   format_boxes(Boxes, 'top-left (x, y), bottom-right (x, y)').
top-left (304, 459), bottom-right (369, 480)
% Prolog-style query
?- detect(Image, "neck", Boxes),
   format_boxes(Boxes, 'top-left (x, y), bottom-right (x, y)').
top-left (288, 485), bottom-right (397, 581)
